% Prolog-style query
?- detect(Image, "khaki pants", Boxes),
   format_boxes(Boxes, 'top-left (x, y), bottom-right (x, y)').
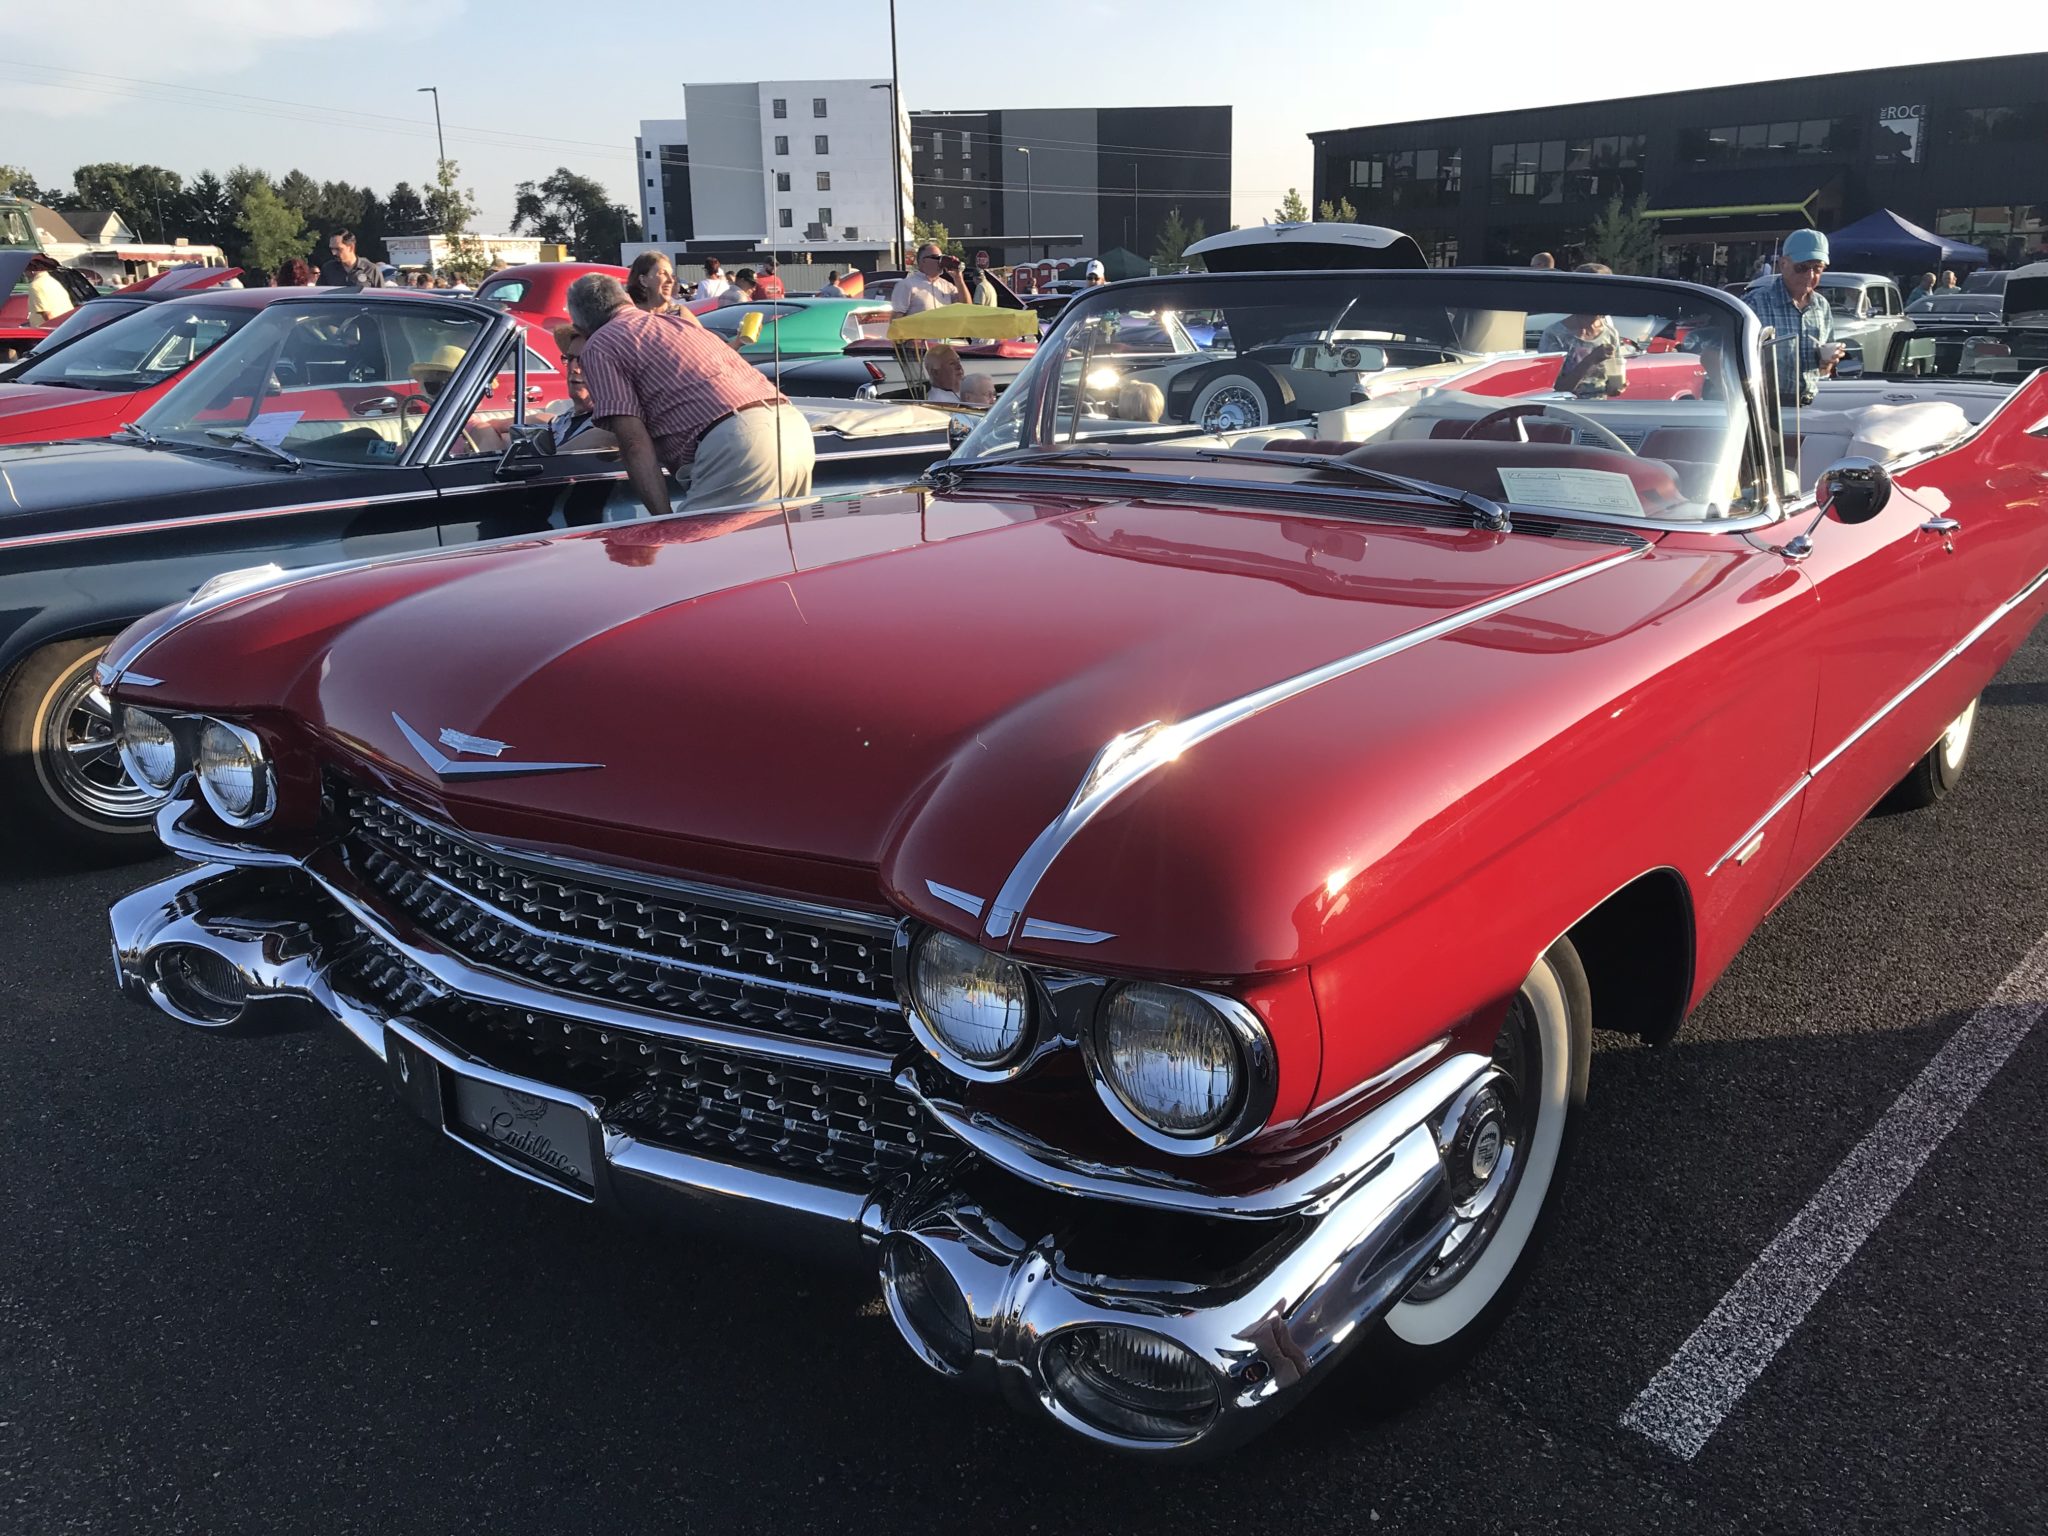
top-left (676, 403), bottom-right (815, 512)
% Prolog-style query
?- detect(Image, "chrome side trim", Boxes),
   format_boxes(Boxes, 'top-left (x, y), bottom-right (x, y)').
top-left (390, 712), bottom-right (603, 780)
top-left (1017, 918), bottom-right (1115, 945)
top-left (982, 545), bottom-right (1647, 944)
top-left (1709, 561), bottom-right (2048, 876)
top-left (899, 1049), bottom-right (1492, 1220)
top-left (0, 492), bottom-right (431, 553)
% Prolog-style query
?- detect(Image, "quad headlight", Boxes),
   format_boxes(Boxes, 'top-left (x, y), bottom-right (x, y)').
top-left (116, 707), bottom-right (181, 792)
top-left (1090, 983), bottom-right (1273, 1150)
top-left (907, 929), bottom-right (1035, 1074)
top-left (195, 718), bottom-right (274, 826)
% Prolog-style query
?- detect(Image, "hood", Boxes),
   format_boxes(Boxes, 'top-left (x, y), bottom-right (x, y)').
top-left (127, 485), bottom-right (1671, 947)
top-left (0, 381), bottom-right (133, 442)
top-left (0, 437), bottom-right (272, 521)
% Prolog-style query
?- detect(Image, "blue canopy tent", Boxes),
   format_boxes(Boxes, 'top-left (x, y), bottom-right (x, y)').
top-left (1826, 210), bottom-right (1988, 270)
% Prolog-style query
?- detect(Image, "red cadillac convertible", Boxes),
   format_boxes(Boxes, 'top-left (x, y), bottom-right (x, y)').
top-left (102, 261), bottom-right (2048, 1453)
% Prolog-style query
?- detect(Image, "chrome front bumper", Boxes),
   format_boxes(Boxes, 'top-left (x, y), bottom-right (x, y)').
top-left (111, 857), bottom-right (1486, 1455)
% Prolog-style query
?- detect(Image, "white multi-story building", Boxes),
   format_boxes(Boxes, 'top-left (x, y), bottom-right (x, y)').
top-left (629, 81), bottom-right (911, 267)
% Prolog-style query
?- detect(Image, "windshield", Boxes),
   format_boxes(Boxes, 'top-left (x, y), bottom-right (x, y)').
top-left (136, 300), bottom-right (488, 466)
top-left (954, 272), bottom-right (1760, 522)
top-left (16, 301), bottom-right (248, 390)
top-left (1821, 285), bottom-right (1872, 320)
top-left (0, 205), bottom-right (33, 251)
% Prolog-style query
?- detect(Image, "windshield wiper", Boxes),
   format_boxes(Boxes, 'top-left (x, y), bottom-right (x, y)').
top-left (116, 421), bottom-right (162, 448)
top-left (1193, 448), bottom-right (1510, 533)
top-left (203, 426), bottom-right (302, 471)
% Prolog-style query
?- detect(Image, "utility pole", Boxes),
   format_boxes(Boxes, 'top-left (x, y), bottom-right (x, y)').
top-left (870, 79), bottom-right (905, 270)
top-left (1018, 146), bottom-right (1034, 263)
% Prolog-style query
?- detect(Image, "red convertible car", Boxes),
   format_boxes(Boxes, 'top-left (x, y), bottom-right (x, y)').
top-left (102, 265), bottom-right (2048, 1453)
top-left (473, 262), bottom-right (628, 333)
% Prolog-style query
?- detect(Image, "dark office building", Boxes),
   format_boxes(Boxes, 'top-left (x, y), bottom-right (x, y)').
top-left (1309, 53), bottom-right (2047, 283)
top-left (911, 106), bottom-right (1231, 269)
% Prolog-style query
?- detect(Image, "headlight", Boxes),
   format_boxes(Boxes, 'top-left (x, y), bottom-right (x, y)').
top-left (907, 929), bottom-right (1035, 1073)
top-left (116, 708), bottom-right (181, 791)
top-left (195, 719), bottom-right (274, 826)
top-left (1091, 983), bottom-right (1271, 1148)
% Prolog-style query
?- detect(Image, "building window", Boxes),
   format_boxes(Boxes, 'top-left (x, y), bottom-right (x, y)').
top-left (817, 206), bottom-right (832, 226)
top-left (816, 171), bottom-right (831, 191)
top-left (813, 97), bottom-right (827, 118)
top-left (774, 135), bottom-right (788, 156)
top-left (779, 208), bottom-right (793, 228)
top-left (643, 149), bottom-right (652, 159)
top-left (1680, 119), bottom-right (1853, 163)
top-left (776, 172), bottom-right (791, 192)
top-left (1951, 106), bottom-right (2048, 145)
top-left (772, 98), bottom-right (787, 119)
top-left (1491, 135), bottom-right (1639, 203)
top-left (957, 130), bottom-right (970, 155)
top-left (814, 135), bottom-right (829, 154)
top-left (1349, 158), bottom-right (1386, 190)
top-left (1937, 204), bottom-right (2046, 264)
top-left (933, 194), bottom-right (946, 210)
top-left (647, 206), bottom-right (656, 219)
top-left (647, 178), bottom-right (655, 187)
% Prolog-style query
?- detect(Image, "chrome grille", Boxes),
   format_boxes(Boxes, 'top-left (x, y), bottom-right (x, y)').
top-left (336, 787), bottom-right (911, 1056)
top-left (329, 936), bottom-right (956, 1188)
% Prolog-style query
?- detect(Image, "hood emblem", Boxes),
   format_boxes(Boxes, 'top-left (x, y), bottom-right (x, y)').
top-left (392, 713), bottom-right (603, 781)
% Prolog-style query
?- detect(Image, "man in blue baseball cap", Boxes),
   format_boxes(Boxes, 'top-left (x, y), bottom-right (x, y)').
top-left (1744, 227), bottom-right (1846, 405)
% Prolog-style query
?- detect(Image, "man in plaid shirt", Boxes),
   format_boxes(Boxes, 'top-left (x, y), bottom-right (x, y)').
top-left (1743, 228), bottom-right (1846, 406)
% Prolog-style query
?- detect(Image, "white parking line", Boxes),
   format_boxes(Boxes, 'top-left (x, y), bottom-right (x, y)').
top-left (1621, 928), bottom-right (2048, 1461)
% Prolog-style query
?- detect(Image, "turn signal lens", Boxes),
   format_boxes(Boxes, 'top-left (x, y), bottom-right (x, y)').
top-left (1097, 983), bottom-right (1245, 1137)
top-left (116, 707), bottom-right (181, 791)
top-left (196, 719), bottom-right (274, 827)
top-left (907, 930), bottom-right (1034, 1071)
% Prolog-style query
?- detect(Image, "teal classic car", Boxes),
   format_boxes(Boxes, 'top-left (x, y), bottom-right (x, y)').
top-left (693, 296), bottom-right (892, 359)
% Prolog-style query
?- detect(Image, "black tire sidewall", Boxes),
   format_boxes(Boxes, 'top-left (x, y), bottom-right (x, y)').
top-left (0, 636), bottom-right (161, 859)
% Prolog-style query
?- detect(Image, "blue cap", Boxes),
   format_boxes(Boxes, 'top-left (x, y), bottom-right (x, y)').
top-left (1782, 228), bottom-right (1830, 264)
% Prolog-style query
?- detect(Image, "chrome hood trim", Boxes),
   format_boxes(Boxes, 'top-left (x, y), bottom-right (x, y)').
top-left (981, 542), bottom-right (1648, 946)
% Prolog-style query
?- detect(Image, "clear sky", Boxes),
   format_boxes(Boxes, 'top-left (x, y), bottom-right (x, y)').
top-left (4, 1), bottom-right (2045, 235)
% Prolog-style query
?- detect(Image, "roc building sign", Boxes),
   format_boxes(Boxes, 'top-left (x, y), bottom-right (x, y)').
top-left (1877, 105), bottom-right (1926, 164)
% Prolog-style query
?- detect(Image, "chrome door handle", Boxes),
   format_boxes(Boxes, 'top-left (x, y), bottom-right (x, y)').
top-left (351, 394), bottom-right (400, 417)
top-left (1921, 515), bottom-right (1960, 552)
top-left (525, 385), bottom-right (544, 401)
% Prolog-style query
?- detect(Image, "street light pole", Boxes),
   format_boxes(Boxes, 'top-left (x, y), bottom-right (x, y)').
top-left (870, 6), bottom-right (905, 271)
top-left (1017, 146), bottom-right (1034, 263)
top-left (417, 86), bottom-right (446, 175)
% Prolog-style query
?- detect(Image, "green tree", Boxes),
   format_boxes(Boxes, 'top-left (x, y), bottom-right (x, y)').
top-left (911, 215), bottom-right (961, 257)
top-left (1150, 205), bottom-right (1206, 268)
top-left (1273, 188), bottom-right (1310, 223)
top-left (0, 164), bottom-right (54, 202)
top-left (67, 162), bottom-right (185, 240)
top-left (275, 169), bottom-right (320, 221)
top-left (224, 165), bottom-right (273, 209)
top-left (234, 180), bottom-right (310, 274)
top-left (1579, 194), bottom-right (1659, 275)
top-left (1316, 195), bottom-right (1359, 223)
top-left (511, 168), bottom-right (635, 261)
top-left (430, 158), bottom-right (491, 285)
top-left (383, 181), bottom-right (429, 235)
top-left (180, 172), bottom-right (234, 251)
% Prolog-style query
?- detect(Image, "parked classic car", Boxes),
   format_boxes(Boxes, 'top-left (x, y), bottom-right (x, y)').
top-left (472, 262), bottom-right (629, 333)
top-left (1, 289), bottom-right (951, 856)
top-left (0, 275), bottom-right (267, 445)
top-left (102, 263), bottom-right (2048, 1454)
top-left (1745, 270), bottom-right (1911, 377)
top-left (0, 251), bottom-right (106, 362)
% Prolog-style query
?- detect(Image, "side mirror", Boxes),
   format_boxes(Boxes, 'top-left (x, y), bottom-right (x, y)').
top-left (1818, 457), bottom-right (1890, 525)
top-left (493, 421), bottom-right (556, 480)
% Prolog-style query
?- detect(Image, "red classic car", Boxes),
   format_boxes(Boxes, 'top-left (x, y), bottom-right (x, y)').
top-left (473, 262), bottom-right (629, 333)
top-left (102, 265), bottom-right (2048, 1453)
top-left (0, 251), bottom-right (106, 362)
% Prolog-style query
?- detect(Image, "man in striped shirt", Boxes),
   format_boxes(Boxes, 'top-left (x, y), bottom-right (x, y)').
top-left (567, 273), bottom-right (814, 516)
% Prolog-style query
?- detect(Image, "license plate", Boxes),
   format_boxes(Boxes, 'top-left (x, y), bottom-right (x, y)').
top-left (447, 1076), bottom-right (595, 1193)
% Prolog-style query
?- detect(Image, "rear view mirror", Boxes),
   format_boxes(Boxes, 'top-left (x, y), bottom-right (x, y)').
top-left (1818, 457), bottom-right (1891, 525)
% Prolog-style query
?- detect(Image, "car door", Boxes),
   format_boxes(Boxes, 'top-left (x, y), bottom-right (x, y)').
top-left (1764, 440), bottom-right (2007, 881)
top-left (417, 328), bottom-right (625, 542)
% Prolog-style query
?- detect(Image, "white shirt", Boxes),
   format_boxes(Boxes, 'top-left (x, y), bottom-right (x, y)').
top-left (27, 270), bottom-right (74, 326)
top-left (891, 269), bottom-right (964, 315)
top-left (695, 276), bottom-right (732, 302)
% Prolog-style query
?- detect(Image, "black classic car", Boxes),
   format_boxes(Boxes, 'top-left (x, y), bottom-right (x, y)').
top-left (0, 289), bottom-right (954, 859)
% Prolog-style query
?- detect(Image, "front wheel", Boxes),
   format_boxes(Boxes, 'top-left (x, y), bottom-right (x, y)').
top-left (1375, 936), bottom-right (1591, 1368)
top-left (0, 636), bottom-right (169, 863)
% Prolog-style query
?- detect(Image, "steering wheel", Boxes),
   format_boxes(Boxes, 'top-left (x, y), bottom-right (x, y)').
top-left (1465, 402), bottom-right (1635, 456)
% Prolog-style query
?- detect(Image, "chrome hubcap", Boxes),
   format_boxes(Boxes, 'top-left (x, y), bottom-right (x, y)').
top-left (41, 663), bottom-right (167, 822)
top-left (1941, 699), bottom-right (1977, 774)
top-left (1201, 386), bottom-right (1263, 433)
top-left (1407, 1000), bottom-right (1539, 1302)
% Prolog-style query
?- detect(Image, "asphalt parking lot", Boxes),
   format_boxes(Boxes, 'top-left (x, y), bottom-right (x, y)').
top-left (4, 632), bottom-right (2046, 1535)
